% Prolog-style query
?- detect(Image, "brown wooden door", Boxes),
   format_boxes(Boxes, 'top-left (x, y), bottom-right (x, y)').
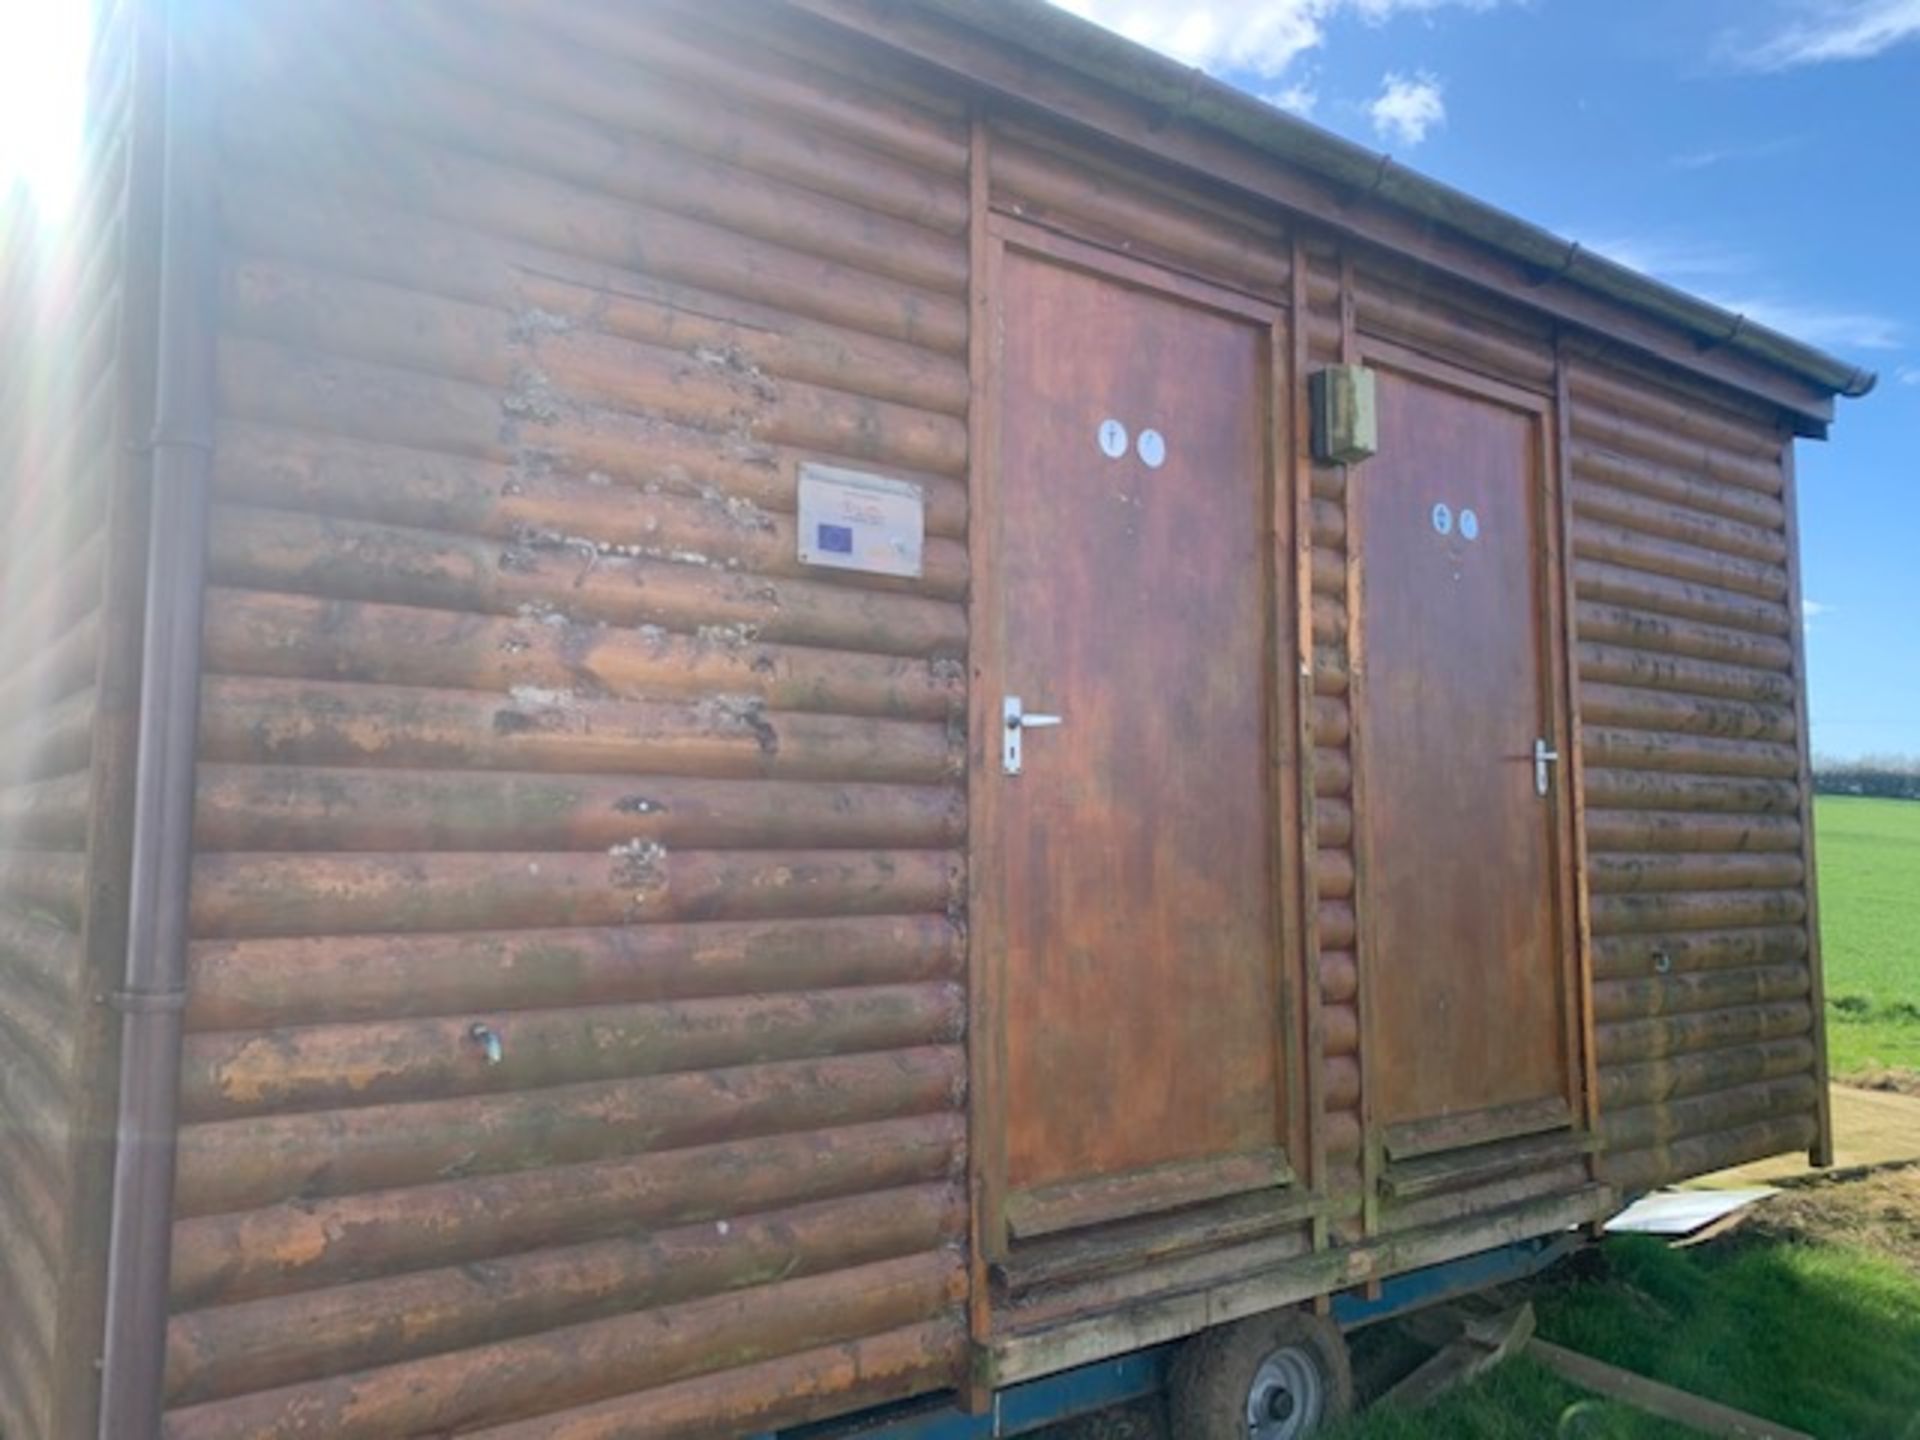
top-left (1355, 357), bottom-right (1575, 1150)
top-left (985, 228), bottom-right (1293, 1241)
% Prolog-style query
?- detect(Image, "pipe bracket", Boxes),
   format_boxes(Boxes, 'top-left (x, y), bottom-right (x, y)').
top-left (106, 988), bottom-right (188, 1013)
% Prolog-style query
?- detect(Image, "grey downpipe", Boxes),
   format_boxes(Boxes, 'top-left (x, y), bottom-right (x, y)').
top-left (96, 0), bottom-right (216, 1434)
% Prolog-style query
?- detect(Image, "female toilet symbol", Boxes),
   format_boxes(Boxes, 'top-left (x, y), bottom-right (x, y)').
top-left (1431, 502), bottom-right (1453, 536)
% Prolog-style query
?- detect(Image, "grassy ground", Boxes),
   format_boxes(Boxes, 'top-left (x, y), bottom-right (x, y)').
top-left (1323, 1226), bottom-right (1920, 1440)
top-left (1047, 1206), bottom-right (1920, 1440)
top-left (1814, 795), bottom-right (1920, 1079)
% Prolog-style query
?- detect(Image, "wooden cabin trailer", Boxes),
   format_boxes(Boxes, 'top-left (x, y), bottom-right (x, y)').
top-left (0, 1), bottom-right (1874, 1436)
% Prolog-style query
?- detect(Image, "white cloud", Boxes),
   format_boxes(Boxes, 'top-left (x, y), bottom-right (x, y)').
top-left (1264, 79), bottom-right (1321, 117)
top-left (1576, 234), bottom-right (1753, 285)
top-left (1803, 598), bottom-right (1834, 634)
top-left (1668, 136), bottom-right (1803, 171)
top-left (1048, 0), bottom-right (1328, 76)
top-left (1731, 0), bottom-right (1920, 70)
top-left (1703, 297), bottom-right (1903, 352)
top-left (1896, 364), bottom-right (1920, 386)
top-left (1046, 0), bottom-right (1496, 80)
top-left (1571, 232), bottom-right (1901, 354)
top-left (1368, 70), bottom-right (1446, 145)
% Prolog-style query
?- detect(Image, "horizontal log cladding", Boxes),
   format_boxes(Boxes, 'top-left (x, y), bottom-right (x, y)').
top-left (201, 593), bottom-right (965, 724)
top-left (184, 912), bottom-right (960, 1031)
top-left (1577, 641), bottom-right (1796, 705)
top-left (167, 6), bottom-right (976, 1434)
top-left (1599, 1037), bottom-right (1816, 1110)
top-left (191, 765), bottom-right (964, 853)
top-left (988, 128), bottom-right (1291, 296)
top-left (1592, 926), bottom-right (1807, 981)
top-left (219, 266), bottom-right (971, 479)
top-left (196, 682), bottom-right (956, 789)
top-left (189, 912), bottom-right (951, 1027)
top-left (216, 112), bottom-right (968, 356)
top-left (164, 1183), bottom-right (966, 1405)
top-left (0, 3), bottom-right (137, 1432)
top-left (175, 1048), bottom-right (967, 1214)
top-left (179, 985), bottom-right (965, 1122)
top-left (188, 849), bottom-right (961, 941)
top-left (454, 1320), bottom-right (968, 1440)
top-left (170, 1113), bottom-right (965, 1307)
top-left (162, 1249), bottom-right (965, 1440)
top-left (1604, 1115), bottom-right (1817, 1194)
top-left (1568, 363), bottom-right (1820, 1195)
top-left (1593, 964), bottom-right (1810, 1025)
top-left (208, 503), bottom-right (967, 660)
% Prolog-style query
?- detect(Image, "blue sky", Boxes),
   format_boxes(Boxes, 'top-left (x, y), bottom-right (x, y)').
top-left (1056, 0), bottom-right (1918, 761)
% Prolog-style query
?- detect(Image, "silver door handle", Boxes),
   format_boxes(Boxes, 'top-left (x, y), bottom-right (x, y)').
top-left (1003, 696), bottom-right (1064, 775)
top-left (1534, 737), bottom-right (1560, 797)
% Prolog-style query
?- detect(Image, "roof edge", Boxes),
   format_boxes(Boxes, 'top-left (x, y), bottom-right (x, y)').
top-left (913, 0), bottom-right (1877, 402)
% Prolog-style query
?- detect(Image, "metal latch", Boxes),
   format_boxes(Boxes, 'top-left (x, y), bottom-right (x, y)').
top-left (1002, 696), bottom-right (1063, 776)
top-left (1534, 737), bottom-right (1561, 797)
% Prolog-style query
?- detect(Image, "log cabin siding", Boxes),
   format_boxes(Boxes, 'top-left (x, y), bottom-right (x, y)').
top-left (0, 5), bottom-right (149, 1437)
top-left (1303, 246), bottom-right (1367, 1220)
top-left (163, 5), bottom-right (970, 1434)
top-left (1342, 264), bottom-right (1604, 1233)
top-left (1565, 360), bottom-right (1825, 1189)
top-left (0, 2), bottom-right (1852, 1429)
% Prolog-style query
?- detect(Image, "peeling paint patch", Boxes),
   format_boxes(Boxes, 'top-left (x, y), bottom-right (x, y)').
top-left (508, 685), bottom-right (579, 710)
top-left (509, 307), bottom-right (574, 342)
top-left (610, 839), bottom-right (668, 889)
top-left (696, 622), bottom-right (762, 649)
top-left (697, 695), bottom-right (778, 755)
top-left (503, 367), bottom-right (563, 425)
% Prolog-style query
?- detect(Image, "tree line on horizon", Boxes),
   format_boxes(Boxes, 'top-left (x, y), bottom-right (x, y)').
top-left (1813, 755), bottom-right (1920, 800)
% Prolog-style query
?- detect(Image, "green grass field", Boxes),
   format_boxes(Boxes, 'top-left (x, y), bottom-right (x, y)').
top-left (1814, 795), bottom-right (1920, 1078)
top-left (1326, 1235), bottom-right (1920, 1440)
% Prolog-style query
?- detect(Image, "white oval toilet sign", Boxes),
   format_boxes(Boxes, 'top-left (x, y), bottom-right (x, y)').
top-left (1098, 418), bottom-right (1129, 459)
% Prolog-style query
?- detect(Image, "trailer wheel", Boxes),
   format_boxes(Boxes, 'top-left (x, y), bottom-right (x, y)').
top-left (1167, 1310), bottom-right (1352, 1440)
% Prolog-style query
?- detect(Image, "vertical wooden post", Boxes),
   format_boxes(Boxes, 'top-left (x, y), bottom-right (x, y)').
top-left (1550, 342), bottom-right (1601, 1160)
top-left (961, 110), bottom-right (1000, 1408)
top-left (1778, 441), bottom-right (1833, 1167)
top-left (1265, 275), bottom-right (1309, 1228)
top-left (1290, 235), bottom-right (1327, 1247)
top-left (1335, 253), bottom-right (1382, 1237)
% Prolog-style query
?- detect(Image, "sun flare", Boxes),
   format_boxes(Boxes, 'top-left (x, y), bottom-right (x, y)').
top-left (0, 0), bottom-right (92, 224)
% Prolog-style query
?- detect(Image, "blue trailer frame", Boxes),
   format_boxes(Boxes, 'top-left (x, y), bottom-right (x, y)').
top-left (766, 1233), bottom-right (1581, 1440)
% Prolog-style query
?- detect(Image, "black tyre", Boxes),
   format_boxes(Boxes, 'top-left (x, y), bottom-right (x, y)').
top-left (1167, 1309), bottom-right (1354, 1440)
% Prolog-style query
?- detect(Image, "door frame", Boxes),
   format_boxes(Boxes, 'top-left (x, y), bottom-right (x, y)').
top-left (1347, 337), bottom-right (1588, 1187)
top-left (968, 210), bottom-right (1309, 1263)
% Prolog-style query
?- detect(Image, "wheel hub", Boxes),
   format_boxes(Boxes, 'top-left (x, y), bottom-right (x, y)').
top-left (1244, 1345), bottom-right (1324, 1440)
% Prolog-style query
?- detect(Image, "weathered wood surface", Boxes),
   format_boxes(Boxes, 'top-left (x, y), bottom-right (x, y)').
top-left (0, 3), bottom-right (146, 1435)
top-left (992, 239), bottom-right (1285, 1204)
top-left (1528, 1338), bottom-right (1817, 1439)
top-left (1384, 1302), bottom-right (1535, 1410)
top-left (1302, 249), bottom-right (1366, 1209)
top-left (0, 2), bottom-right (1836, 1431)
top-left (162, 5), bottom-right (972, 1433)
top-left (1566, 359), bottom-right (1825, 1190)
